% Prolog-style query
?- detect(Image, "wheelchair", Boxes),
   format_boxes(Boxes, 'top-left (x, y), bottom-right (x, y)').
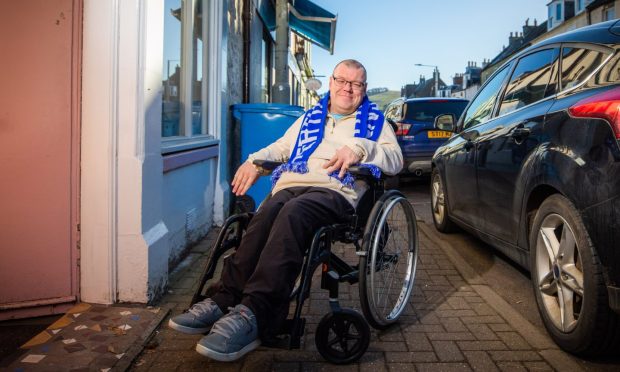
top-left (191, 160), bottom-right (419, 364)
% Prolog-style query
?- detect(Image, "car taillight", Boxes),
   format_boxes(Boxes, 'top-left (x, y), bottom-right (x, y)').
top-left (395, 123), bottom-right (411, 136)
top-left (568, 87), bottom-right (620, 139)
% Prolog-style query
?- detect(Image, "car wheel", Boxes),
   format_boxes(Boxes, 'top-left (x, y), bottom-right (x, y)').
top-left (530, 194), bottom-right (620, 356)
top-left (430, 168), bottom-right (456, 233)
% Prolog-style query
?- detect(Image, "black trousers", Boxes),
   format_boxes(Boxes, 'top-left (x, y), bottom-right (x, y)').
top-left (211, 186), bottom-right (354, 336)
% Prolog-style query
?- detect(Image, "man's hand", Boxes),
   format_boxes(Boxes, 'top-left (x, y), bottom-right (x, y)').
top-left (323, 145), bottom-right (362, 179)
top-left (231, 161), bottom-right (260, 196)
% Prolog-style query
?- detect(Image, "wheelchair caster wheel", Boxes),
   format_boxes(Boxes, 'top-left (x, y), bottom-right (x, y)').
top-left (315, 309), bottom-right (370, 364)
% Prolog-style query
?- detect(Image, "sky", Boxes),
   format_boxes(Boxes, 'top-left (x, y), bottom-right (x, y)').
top-left (308, 0), bottom-right (549, 93)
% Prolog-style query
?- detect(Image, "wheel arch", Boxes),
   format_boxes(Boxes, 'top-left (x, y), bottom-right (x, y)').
top-left (519, 183), bottom-right (562, 254)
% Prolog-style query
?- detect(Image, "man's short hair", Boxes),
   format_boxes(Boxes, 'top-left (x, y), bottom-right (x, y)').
top-left (334, 59), bottom-right (367, 82)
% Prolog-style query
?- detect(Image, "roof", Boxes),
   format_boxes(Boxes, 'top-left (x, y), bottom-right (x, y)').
top-left (413, 77), bottom-right (448, 97)
top-left (485, 21), bottom-right (548, 70)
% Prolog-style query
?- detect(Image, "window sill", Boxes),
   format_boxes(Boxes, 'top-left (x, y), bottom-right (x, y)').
top-left (161, 136), bottom-right (218, 155)
top-left (162, 136), bottom-right (219, 173)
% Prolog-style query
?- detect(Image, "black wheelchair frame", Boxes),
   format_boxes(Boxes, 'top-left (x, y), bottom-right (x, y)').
top-left (190, 161), bottom-right (419, 364)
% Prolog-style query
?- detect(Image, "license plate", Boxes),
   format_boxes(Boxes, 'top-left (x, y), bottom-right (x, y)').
top-left (427, 130), bottom-right (451, 138)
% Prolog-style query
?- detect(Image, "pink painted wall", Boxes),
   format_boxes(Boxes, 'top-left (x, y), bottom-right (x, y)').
top-left (0, 0), bottom-right (81, 319)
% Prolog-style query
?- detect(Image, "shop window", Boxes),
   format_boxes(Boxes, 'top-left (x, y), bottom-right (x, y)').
top-left (162, 0), bottom-right (208, 138)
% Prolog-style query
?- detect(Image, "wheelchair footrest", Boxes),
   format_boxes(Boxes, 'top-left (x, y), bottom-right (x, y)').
top-left (261, 317), bottom-right (306, 350)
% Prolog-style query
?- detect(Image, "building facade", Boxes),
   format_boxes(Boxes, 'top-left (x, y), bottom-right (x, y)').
top-left (0, 0), bottom-right (335, 320)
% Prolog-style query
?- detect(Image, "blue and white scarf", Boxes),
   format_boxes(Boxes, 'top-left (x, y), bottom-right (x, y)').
top-left (271, 93), bottom-right (384, 188)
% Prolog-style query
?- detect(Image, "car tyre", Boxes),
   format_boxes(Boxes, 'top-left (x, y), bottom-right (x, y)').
top-left (530, 194), bottom-right (620, 356)
top-left (430, 168), bottom-right (456, 233)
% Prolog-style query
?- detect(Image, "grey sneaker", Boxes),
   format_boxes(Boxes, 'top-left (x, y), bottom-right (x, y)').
top-left (195, 304), bottom-right (261, 361)
top-left (168, 298), bottom-right (224, 334)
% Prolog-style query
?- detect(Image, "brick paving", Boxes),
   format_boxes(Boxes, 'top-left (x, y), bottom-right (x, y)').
top-left (128, 212), bottom-right (583, 371)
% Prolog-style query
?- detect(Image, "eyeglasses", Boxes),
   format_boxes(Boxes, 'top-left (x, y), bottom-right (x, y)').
top-left (332, 75), bottom-right (366, 91)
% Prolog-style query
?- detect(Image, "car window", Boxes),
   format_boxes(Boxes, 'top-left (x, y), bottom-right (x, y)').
top-left (498, 48), bottom-right (559, 116)
top-left (561, 46), bottom-right (607, 90)
top-left (402, 100), bottom-right (468, 122)
top-left (462, 65), bottom-right (510, 130)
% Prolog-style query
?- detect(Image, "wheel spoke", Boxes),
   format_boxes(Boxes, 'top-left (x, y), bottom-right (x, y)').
top-left (326, 336), bottom-right (341, 348)
top-left (561, 263), bottom-right (584, 297)
top-left (558, 225), bottom-right (576, 263)
top-left (432, 183), bottom-right (440, 212)
top-left (555, 280), bottom-right (568, 331)
top-left (539, 270), bottom-right (557, 296)
top-left (540, 226), bottom-right (559, 260)
top-left (558, 281), bottom-right (576, 331)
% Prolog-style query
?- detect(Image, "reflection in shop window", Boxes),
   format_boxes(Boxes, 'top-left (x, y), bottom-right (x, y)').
top-left (163, 0), bottom-right (182, 137)
top-left (162, 0), bottom-right (207, 138)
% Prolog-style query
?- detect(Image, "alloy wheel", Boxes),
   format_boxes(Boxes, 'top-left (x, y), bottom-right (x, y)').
top-left (431, 174), bottom-right (445, 223)
top-left (534, 213), bottom-right (584, 332)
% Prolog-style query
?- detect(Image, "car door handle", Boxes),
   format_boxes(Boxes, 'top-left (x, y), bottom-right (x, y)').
top-left (511, 126), bottom-right (530, 140)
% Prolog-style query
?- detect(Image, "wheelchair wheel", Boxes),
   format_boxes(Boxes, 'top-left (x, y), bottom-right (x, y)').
top-left (191, 213), bottom-right (251, 304)
top-left (315, 309), bottom-right (370, 364)
top-left (359, 190), bottom-right (418, 330)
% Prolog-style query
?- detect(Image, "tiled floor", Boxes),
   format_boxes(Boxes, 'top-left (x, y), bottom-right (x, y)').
top-left (4, 303), bottom-right (166, 371)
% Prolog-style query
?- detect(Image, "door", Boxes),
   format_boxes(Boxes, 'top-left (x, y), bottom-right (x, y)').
top-left (475, 47), bottom-right (559, 243)
top-left (444, 65), bottom-right (512, 227)
top-left (0, 0), bottom-right (81, 319)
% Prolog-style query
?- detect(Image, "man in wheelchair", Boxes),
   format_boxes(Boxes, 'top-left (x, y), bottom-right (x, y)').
top-left (168, 59), bottom-right (403, 362)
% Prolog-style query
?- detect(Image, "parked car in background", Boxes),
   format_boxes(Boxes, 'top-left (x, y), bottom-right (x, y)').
top-left (430, 20), bottom-right (620, 356)
top-left (384, 97), bottom-right (468, 183)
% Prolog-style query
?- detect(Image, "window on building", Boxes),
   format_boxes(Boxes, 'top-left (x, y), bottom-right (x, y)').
top-left (556, 3), bottom-right (562, 21)
top-left (603, 5), bottom-right (615, 21)
top-left (498, 48), bottom-right (559, 116)
top-left (162, 0), bottom-right (209, 138)
top-left (462, 65), bottom-right (511, 130)
top-left (576, 0), bottom-right (584, 13)
top-left (260, 30), bottom-right (273, 103)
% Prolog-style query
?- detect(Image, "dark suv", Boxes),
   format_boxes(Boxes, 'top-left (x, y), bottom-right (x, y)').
top-left (384, 97), bottom-right (468, 179)
top-left (431, 20), bottom-right (620, 355)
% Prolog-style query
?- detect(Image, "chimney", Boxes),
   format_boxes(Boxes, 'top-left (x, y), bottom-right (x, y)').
top-left (509, 31), bottom-right (522, 47)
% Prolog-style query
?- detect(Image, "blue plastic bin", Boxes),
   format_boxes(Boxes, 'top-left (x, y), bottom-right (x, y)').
top-left (232, 103), bottom-right (305, 208)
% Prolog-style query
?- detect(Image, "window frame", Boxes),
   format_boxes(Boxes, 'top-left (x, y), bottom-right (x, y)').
top-left (459, 63), bottom-right (512, 131)
top-left (557, 42), bottom-right (614, 94)
top-left (161, 0), bottom-right (219, 154)
top-left (497, 47), bottom-right (560, 117)
top-left (603, 4), bottom-right (615, 21)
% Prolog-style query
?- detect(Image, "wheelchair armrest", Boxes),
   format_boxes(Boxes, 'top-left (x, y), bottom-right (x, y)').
top-left (252, 160), bottom-right (284, 171)
top-left (348, 165), bottom-right (373, 177)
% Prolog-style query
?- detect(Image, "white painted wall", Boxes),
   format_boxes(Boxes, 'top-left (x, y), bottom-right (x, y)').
top-left (81, 0), bottom-right (228, 304)
top-left (81, 0), bottom-right (169, 304)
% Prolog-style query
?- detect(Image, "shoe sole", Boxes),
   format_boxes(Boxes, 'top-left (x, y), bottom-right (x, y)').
top-left (167, 319), bottom-right (210, 334)
top-left (195, 339), bottom-right (261, 362)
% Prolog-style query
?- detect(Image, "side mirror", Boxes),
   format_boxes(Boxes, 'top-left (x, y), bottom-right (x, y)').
top-left (434, 114), bottom-right (456, 132)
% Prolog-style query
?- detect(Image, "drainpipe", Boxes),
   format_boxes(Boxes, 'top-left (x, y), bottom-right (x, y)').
top-left (272, 0), bottom-right (290, 103)
top-left (242, 0), bottom-right (251, 103)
